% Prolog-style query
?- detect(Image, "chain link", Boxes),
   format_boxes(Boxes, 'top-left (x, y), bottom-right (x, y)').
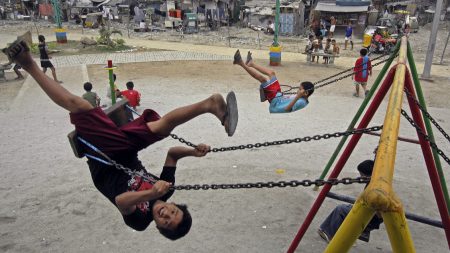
top-left (170, 177), bottom-right (370, 191)
top-left (401, 110), bottom-right (450, 166)
top-left (403, 89), bottom-right (450, 144)
top-left (282, 53), bottom-right (398, 95)
top-left (171, 125), bottom-right (383, 152)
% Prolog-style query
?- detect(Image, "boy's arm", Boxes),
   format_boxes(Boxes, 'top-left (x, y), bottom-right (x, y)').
top-left (164, 144), bottom-right (210, 167)
top-left (115, 180), bottom-right (171, 215)
top-left (284, 91), bottom-right (304, 112)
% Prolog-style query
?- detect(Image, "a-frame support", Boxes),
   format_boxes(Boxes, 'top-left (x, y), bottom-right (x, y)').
top-left (287, 37), bottom-right (450, 253)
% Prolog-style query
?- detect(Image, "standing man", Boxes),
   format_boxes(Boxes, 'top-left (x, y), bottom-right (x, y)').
top-left (344, 21), bottom-right (353, 50)
top-left (329, 16), bottom-right (336, 38)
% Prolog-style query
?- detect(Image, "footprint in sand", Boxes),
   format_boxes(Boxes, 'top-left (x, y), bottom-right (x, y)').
top-left (0, 216), bottom-right (17, 224)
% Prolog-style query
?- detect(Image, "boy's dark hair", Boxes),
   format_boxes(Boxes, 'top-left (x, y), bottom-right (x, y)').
top-left (309, 35), bottom-right (314, 40)
top-left (83, 82), bottom-right (93, 91)
top-left (38, 35), bottom-right (45, 42)
top-left (360, 48), bottom-right (368, 56)
top-left (113, 73), bottom-right (117, 81)
top-left (327, 38), bottom-right (331, 42)
top-left (357, 160), bottom-right (374, 177)
top-left (126, 81), bottom-right (134, 90)
top-left (331, 39), bottom-right (336, 42)
top-left (158, 204), bottom-right (192, 240)
top-left (301, 81), bottom-right (314, 97)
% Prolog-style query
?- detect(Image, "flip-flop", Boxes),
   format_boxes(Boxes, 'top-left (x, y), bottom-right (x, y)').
top-left (222, 91), bottom-right (238, 137)
top-left (233, 49), bottom-right (242, 64)
top-left (245, 51), bottom-right (252, 65)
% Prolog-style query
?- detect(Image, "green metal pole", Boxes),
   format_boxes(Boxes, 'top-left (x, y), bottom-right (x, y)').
top-left (407, 41), bottom-right (450, 213)
top-left (273, 0), bottom-right (280, 47)
top-left (314, 43), bottom-right (400, 189)
top-left (107, 60), bottom-right (116, 105)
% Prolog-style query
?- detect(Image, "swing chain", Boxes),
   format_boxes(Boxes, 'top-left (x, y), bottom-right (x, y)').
top-left (403, 89), bottom-right (450, 144)
top-left (170, 176), bottom-right (371, 191)
top-left (313, 53), bottom-right (398, 90)
top-left (401, 110), bottom-right (450, 166)
top-left (313, 53), bottom-right (391, 87)
top-left (171, 125), bottom-right (383, 152)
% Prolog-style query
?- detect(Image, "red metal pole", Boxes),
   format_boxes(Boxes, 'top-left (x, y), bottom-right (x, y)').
top-left (287, 66), bottom-right (397, 253)
top-left (404, 71), bottom-right (450, 249)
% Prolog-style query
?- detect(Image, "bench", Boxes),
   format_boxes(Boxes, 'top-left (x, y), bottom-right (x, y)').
top-left (304, 52), bottom-right (340, 64)
top-left (67, 99), bottom-right (133, 158)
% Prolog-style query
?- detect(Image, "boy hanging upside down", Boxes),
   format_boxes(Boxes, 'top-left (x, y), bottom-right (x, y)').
top-left (3, 41), bottom-right (238, 240)
top-left (233, 50), bottom-right (314, 113)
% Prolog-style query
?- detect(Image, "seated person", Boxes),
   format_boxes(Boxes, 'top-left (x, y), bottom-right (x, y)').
top-left (318, 160), bottom-right (383, 243)
top-left (234, 50), bottom-right (314, 113)
top-left (266, 20), bottom-right (275, 34)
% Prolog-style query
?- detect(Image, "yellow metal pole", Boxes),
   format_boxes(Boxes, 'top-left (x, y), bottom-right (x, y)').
top-left (324, 199), bottom-right (375, 253)
top-left (383, 209), bottom-right (416, 253)
top-left (361, 36), bottom-right (416, 252)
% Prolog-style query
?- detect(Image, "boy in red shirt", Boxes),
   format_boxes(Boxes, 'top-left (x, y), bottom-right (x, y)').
top-left (121, 81), bottom-right (141, 109)
top-left (352, 48), bottom-right (372, 97)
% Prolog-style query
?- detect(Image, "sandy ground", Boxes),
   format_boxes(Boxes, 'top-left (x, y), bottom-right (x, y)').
top-left (1, 26), bottom-right (450, 253)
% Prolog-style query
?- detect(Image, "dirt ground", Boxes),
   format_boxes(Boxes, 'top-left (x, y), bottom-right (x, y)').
top-left (1, 23), bottom-right (450, 253)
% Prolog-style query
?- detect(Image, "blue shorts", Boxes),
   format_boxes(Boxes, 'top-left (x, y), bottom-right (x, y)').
top-left (269, 92), bottom-right (308, 113)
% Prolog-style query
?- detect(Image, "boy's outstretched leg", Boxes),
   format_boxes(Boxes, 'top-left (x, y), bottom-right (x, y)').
top-left (234, 50), bottom-right (274, 83)
top-left (3, 41), bottom-right (92, 113)
top-left (148, 92), bottom-right (238, 137)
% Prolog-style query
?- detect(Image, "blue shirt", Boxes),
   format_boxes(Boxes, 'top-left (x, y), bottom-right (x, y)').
top-left (345, 26), bottom-right (353, 37)
top-left (269, 92), bottom-right (309, 113)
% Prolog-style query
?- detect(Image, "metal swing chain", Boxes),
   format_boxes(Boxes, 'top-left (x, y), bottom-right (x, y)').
top-left (282, 53), bottom-right (398, 95)
top-left (401, 109), bottom-right (450, 166)
top-left (170, 176), bottom-right (371, 191)
top-left (170, 125), bottom-right (383, 152)
top-left (403, 89), bottom-right (450, 144)
top-left (313, 53), bottom-right (392, 86)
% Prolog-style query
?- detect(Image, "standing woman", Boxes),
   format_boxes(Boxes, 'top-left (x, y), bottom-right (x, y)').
top-left (38, 35), bottom-right (62, 83)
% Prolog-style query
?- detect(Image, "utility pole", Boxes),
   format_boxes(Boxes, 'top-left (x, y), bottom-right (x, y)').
top-left (421, 0), bottom-right (443, 79)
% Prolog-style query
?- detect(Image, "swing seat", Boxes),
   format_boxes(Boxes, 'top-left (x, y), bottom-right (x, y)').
top-left (67, 99), bottom-right (133, 158)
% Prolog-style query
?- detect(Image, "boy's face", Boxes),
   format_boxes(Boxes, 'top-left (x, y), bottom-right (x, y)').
top-left (152, 201), bottom-right (183, 230)
top-left (298, 85), bottom-right (308, 97)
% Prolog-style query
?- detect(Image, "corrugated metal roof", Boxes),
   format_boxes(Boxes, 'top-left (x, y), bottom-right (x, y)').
top-left (315, 2), bottom-right (368, 12)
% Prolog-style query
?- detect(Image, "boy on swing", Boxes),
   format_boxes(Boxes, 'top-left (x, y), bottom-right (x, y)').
top-left (3, 41), bottom-right (238, 240)
top-left (233, 50), bottom-right (314, 113)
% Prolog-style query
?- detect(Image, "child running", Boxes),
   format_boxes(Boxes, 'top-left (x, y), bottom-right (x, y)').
top-left (3, 40), bottom-right (238, 241)
top-left (233, 50), bottom-right (314, 113)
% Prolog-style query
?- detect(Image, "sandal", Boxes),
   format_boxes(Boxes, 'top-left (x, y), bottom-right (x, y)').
top-left (353, 93), bottom-right (359, 97)
top-left (233, 49), bottom-right (242, 65)
top-left (245, 51), bottom-right (253, 65)
top-left (318, 228), bottom-right (330, 243)
top-left (221, 91), bottom-right (238, 137)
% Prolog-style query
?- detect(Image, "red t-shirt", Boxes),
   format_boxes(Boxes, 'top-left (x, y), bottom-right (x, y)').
top-left (354, 57), bottom-right (372, 83)
top-left (121, 90), bottom-right (141, 107)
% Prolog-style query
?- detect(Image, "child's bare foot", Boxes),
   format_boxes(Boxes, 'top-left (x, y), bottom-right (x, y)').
top-left (233, 49), bottom-right (243, 65)
top-left (245, 51), bottom-right (253, 65)
top-left (209, 93), bottom-right (227, 125)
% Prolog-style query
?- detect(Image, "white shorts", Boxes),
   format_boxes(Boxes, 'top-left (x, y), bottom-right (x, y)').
top-left (330, 25), bottom-right (336, 32)
top-left (345, 36), bottom-right (353, 41)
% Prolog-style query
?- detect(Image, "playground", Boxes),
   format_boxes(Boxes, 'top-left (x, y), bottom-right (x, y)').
top-left (1, 33), bottom-right (450, 253)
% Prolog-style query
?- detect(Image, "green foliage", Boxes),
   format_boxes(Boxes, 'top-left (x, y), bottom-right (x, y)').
top-left (29, 41), bottom-right (58, 54)
top-left (97, 26), bottom-right (124, 48)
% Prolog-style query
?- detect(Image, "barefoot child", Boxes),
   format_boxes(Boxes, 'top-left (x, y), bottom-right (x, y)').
top-left (234, 50), bottom-right (314, 113)
top-left (3, 41), bottom-right (238, 240)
